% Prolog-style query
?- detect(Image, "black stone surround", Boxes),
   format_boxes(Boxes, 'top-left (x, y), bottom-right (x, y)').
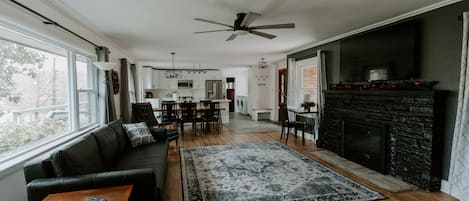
top-left (318, 90), bottom-right (445, 191)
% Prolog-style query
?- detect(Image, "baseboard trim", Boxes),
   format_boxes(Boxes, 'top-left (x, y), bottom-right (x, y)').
top-left (440, 179), bottom-right (451, 194)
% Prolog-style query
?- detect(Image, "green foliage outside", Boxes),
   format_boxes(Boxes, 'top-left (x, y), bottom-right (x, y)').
top-left (0, 39), bottom-right (67, 157)
top-left (0, 119), bottom-right (66, 156)
top-left (0, 40), bottom-right (45, 116)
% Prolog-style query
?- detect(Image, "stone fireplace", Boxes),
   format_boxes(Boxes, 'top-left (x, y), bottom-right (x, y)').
top-left (318, 90), bottom-right (445, 191)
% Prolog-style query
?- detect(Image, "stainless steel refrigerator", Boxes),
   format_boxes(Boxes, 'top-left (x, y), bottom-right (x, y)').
top-left (205, 80), bottom-right (223, 99)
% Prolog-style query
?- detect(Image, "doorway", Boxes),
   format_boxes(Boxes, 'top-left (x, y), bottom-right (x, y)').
top-left (278, 69), bottom-right (287, 122)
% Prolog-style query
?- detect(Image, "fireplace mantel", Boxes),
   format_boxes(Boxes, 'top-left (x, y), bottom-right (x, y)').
top-left (319, 90), bottom-right (445, 191)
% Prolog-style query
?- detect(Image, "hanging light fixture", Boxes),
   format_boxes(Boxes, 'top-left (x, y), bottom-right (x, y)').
top-left (165, 52), bottom-right (181, 78)
top-left (258, 58), bottom-right (268, 68)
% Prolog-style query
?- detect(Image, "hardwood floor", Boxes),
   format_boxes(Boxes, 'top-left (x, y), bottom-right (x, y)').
top-left (163, 125), bottom-right (457, 201)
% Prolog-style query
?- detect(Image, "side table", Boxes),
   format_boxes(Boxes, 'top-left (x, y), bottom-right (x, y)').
top-left (43, 185), bottom-right (133, 201)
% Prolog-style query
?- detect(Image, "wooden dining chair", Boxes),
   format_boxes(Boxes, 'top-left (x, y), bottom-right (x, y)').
top-left (201, 102), bottom-right (221, 134)
top-left (161, 101), bottom-right (178, 123)
top-left (179, 102), bottom-right (198, 135)
top-left (279, 103), bottom-right (306, 145)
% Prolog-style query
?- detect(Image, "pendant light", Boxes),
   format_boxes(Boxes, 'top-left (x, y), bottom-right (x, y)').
top-left (166, 52), bottom-right (180, 78)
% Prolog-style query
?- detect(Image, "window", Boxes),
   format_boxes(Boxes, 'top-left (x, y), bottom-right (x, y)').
top-left (0, 25), bottom-right (98, 162)
top-left (302, 66), bottom-right (318, 111)
top-left (287, 57), bottom-right (318, 108)
top-left (76, 54), bottom-right (97, 128)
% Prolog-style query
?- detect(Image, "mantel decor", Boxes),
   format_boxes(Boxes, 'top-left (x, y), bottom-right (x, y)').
top-left (330, 80), bottom-right (438, 91)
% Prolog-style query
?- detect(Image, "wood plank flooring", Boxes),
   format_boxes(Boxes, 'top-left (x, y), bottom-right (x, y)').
top-left (163, 125), bottom-right (458, 201)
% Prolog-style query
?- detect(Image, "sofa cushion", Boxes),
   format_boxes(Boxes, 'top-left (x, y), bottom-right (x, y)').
top-left (112, 141), bottom-right (168, 193)
top-left (108, 119), bottom-right (130, 152)
top-left (49, 135), bottom-right (105, 177)
top-left (123, 122), bottom-right (156, 148)
top-left (92, 125), bottom-right (120, 168)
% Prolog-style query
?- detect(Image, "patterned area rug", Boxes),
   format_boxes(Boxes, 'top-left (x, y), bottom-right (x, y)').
top-left (180, 142), bottom-right (385, 201)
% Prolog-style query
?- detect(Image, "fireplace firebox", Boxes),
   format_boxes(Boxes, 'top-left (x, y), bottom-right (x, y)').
top-left (342, 120), bottom-right (386, 174)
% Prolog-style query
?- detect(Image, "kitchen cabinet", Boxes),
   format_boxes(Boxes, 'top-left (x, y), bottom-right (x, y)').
top-left (151, 70), bottom-right (160, 89)
top-left (159, 71), bottom-right (168, 89)
top-left (159, 71), bottom-right (177, 89)
top-left (193, 73), bottom-right (205, 89)
top-left (142, 67), bottom-right (153, 89)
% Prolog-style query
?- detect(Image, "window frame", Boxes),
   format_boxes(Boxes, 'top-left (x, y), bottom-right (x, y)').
top-left (0, 20), bottom-right (100, 176)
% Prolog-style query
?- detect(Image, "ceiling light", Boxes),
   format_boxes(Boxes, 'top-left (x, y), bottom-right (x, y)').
top-left (234, 30), bottom-right (248, 36)
top-left (258, 58), bottom-right (268, 68)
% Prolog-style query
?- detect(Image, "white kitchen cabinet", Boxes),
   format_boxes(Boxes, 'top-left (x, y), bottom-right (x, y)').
top-left (170, 78), bottom-right (178, 89)
top-left (158, 71), bottom-right (178, 89)
top-left (151, 70), bottom-right (160, 89)
top-left (159, 71), bottom-right (169, 89)
top-left (142, 67), bottom-right (153, 89)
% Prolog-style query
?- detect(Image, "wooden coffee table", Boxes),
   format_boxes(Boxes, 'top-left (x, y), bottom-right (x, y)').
top-left (43, 185), bottom-right (133, 201)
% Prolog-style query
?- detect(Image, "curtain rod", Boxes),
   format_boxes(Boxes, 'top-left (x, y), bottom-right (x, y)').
top-left (10, 0), bottom-right (100, 48)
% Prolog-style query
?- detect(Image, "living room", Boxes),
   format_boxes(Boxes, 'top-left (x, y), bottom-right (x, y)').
top-left (0, 0), bottom-right (469, 201)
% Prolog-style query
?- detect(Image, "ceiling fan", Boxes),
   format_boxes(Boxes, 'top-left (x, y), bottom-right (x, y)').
top-left (194, 12), bottom-right (295, 41)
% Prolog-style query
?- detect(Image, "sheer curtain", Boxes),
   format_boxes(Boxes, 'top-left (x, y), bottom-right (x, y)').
top-left (129, 63), bottom-right (137, 103)
top-left (287, 58), bottom-right (296, 107)
top-left (316, 50), bottom-right (327, 142)
top-left (448, 12), bottom-right (469, 201)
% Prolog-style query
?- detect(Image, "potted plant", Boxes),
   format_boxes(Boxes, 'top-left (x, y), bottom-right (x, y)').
top-left (301, 101), bottom-right (316, 113)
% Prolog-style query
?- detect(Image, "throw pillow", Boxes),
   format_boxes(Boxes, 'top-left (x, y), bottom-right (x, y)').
top-left (122, 122), bottom-right (156, 148)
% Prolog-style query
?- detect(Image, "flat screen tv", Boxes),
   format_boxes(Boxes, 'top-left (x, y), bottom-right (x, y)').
top-left (340, 20), bottom-right (419, 82)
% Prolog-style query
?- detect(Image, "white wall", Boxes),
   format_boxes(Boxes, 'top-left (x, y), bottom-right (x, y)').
top-left (0, 1), bottom-right (134, 200)
top-left (248, 67), bottom-right (274, 117)
top-left (222, 68), bottom-right (249, 96)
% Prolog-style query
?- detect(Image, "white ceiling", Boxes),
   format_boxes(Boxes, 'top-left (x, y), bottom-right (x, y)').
top-left (52, 0), bottom-right (444, 68)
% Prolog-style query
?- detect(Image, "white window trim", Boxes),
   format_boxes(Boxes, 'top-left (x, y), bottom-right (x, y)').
top-left (0, 19), bottom-right (100, 177)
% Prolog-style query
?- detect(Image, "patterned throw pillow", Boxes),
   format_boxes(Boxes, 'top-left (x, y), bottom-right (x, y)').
top-left (122, 122), bottom-right (156, 148)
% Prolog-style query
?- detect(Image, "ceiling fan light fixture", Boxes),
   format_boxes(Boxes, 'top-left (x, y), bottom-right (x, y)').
top-left (234, 30), bottom-right (248, 36)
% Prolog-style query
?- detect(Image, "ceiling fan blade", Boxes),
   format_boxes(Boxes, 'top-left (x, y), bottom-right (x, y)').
top-left (240, 12), bottom-right (261, 27)
top-left (194, 18), bottom-right (233, 28)
top-left (226, 34), bottom-right (237, 41)
top-left (250, 23), bottom-right (295, 30)
top-left (194, 29), bottom-right (233, 34)
top-left (249, 30), bottom-right (276, 39)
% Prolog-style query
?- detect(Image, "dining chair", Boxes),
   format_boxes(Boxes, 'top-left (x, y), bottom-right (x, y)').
top-left (201, 102), bottom-right (221, 134)
top-left (179, 102), bottom-right (198, 136)
top-left (279, 103), bottom-right (306, 145)
top-left (161, 101), bottom-right (178, 123)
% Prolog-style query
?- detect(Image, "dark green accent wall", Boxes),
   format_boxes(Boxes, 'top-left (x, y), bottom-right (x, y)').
top-left (288, 1), bottom-right (468, 180)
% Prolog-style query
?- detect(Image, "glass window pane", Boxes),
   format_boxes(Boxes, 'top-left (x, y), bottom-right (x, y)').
top-left (0, 37), bottom-right (69, 158)
top-left (302, 66), bottom-right (318, 111)
top-left (78, 92), bottom-right (96, 127)
top-left (76, 54), bottom-right (96, 128)
top-left (76, 54), bottom-right (91, 90)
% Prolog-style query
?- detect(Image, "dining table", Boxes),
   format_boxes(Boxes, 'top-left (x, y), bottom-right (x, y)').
top-left (152, 99), bottom-right (230, 123)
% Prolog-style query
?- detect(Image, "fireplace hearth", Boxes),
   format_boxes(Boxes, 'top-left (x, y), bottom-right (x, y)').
top-left (319, 90), bottom-right (445, 191)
